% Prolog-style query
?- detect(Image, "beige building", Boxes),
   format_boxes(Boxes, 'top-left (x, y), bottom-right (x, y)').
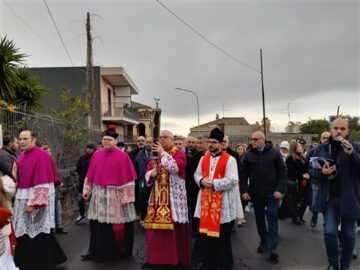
top-left (190, 114), bottom-right (258, 138)
top-left (100, 67), bottom-right (154, 143)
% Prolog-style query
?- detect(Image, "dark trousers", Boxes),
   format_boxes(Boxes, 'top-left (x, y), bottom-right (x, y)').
top-left (252, 194), bottom-right (279, 250)
top-left (188, 189), bottom-right (199, 232)
top-left (297, 185), bottom-right (311, 219)
top-left (323, 198), bottom-right (356, 270)
top-left (135, 180), bottom-right (140, 215)
top-left (201, 222), bottom-right (233, 270)
top-left (139, 191), bottom-right (151, 220)
top-left (78, 193), bottom-right (85, 217)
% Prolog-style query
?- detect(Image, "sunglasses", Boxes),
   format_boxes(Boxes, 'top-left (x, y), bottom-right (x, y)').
top-left (251, 138), bottom-right (262, 141)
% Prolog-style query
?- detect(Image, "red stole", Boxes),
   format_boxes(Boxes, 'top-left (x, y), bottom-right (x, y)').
top-left (199, 152), bottom-right (230, 237)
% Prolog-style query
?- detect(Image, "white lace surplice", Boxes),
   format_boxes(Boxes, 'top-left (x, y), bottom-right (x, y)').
top-left (145, 151), bottom-right (189, 223)
top-left (193, 155), bottom-right (244, 223)
top-left (86, 181), bottom-right (136, 224)
top-left (14, 183), bottom-right (55, 239)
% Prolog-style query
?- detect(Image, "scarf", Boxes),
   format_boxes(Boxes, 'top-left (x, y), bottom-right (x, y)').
top-left (199, 151), bottom-right (230, 237)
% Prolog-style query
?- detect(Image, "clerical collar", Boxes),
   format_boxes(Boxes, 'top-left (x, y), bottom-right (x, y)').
top-left (211, 151), bottom-right (222, 158)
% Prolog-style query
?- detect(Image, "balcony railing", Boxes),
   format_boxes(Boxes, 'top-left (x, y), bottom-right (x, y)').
top-left (102, 102), bottom-right (139, 121)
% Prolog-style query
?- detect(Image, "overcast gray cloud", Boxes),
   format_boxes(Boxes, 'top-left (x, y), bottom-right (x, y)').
top-left (1, 0), bottom-right (359, 135)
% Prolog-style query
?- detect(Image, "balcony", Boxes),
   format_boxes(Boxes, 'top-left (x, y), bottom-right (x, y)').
top-left (101, 102), bottom-right (140, 125)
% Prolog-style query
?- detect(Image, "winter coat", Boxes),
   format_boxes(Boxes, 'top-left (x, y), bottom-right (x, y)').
top-left (309, 139), bottom-right (360, 218)
top-left (240, 141), bottom-right (287, 196)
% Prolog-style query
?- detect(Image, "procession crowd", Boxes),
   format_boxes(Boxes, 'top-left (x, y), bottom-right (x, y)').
top-left (0, 117), bottom-right (359, 270)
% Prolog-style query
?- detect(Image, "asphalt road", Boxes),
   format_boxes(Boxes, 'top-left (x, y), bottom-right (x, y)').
top-left (55, 209), bottom-right (360, 270)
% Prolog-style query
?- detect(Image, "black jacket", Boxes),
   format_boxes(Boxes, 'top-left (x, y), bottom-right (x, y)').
top-left (134, 149), bottom-right (152, 193)
top-left (240, 141), bottom-right (287, 196)
top-left (225, 147), bottom-right (241, 179)
top-left (186, 150), bottom-right (205, 195)
top-left (128, 147), bottom-right (141, 164)
top-left (76, 153), bottom-right (93, 193)
top-left (286, 155), bottom-right (307, 193)
top-left (309, 139), bottom-right (360, 218)
top-left (0, 148), bottom-right (17, 176)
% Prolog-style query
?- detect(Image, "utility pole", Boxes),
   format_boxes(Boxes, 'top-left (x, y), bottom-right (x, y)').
top-left (86, 12), bottom-right (95, 128)
top-left (287, 102), bottom-right (291, 122)
top-left (260, 49), bottom-right (267, 138)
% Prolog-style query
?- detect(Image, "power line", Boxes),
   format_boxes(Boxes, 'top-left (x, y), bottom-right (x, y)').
top-left (3, 1), bottom-right (63, 61)
top-left (43, 0), bottom-right (74, 66)
top-left (156, 0), bottom-right (260, 74)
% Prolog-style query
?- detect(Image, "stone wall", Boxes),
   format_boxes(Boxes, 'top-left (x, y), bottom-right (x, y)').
top-left (228, 132), bottom-right (319, 150)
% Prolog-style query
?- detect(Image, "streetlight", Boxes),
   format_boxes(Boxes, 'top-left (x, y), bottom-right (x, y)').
top-left (175, 87), bottom-right (200, 126)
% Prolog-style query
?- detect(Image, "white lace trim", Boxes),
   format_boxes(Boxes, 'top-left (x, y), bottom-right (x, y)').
top-left (15, 183), bottom-right (55, 199)
top-left (87, 184), bottom-right (136, 224)
top-left (13, 187), bottom-right (55, 238)
top-left (168, 174), bottom-right (188, 223)
top-left (160, 151), bottom-right (188, 223)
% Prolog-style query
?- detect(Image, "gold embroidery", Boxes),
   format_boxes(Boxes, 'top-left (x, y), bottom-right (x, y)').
top-left (144, 147), bottom-right (179, 230)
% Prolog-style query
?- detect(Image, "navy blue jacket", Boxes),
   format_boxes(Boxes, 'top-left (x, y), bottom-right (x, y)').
top-left (309, 139), bottom-right (360, 218)
top-left (240, 141), bottom-right (287, 196)
top-left (134, 149), bottom-right (152, 193)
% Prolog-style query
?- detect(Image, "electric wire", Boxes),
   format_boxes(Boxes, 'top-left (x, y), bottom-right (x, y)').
top-left (3, 1), bottom-right (64, 61)
top-left (156, 0), bottom-right (260, 74)
top-left (43, 0), bottom-right (74, 66)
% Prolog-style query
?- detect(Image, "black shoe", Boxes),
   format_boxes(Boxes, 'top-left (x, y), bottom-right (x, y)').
top-left (257, 244), bottom-right (268, 254)
top-left (310, 215), bottom-right (317, 228)
top-left (269, 251), bottom-right (279, 263)
top-left (300, 219), bottom-right (306, 224)
top-left (55, 228), bottom-right (68, 234)
top-left (353, 251), bottom-right (358, 259)
top-left (81, 253), bottom-right (94, 261)
top-left (292, 218), bottom-right (302, 225)
top-left (326, 265), bottom-right (339, 270)
top-left (75, 215), bottom-right (86, 224)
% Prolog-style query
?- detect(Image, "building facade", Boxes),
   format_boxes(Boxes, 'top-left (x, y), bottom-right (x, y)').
top-left (29, 66), bottom-right (155, 143)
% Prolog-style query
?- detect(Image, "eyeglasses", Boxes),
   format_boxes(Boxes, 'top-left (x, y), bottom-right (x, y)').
top-left (251, 138), bottom-right (262, 141)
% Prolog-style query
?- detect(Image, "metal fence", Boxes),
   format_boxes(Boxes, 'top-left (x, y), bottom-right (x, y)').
top-left (0, 106), bottom-right (91, 169)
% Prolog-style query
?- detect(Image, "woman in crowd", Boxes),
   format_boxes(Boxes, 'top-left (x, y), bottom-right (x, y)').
top-left (285, 142), bottom-right (310, 225)
top-left (235, 144), bottom-right (249, 226)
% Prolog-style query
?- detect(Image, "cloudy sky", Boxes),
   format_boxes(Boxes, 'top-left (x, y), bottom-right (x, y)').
top-left (1, 0), bottom-right (359, 135)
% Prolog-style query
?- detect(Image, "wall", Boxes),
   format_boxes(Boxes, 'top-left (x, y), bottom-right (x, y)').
top-left (29, 66), bottom-right (101, 129)
top-left (225, 125), bottom-right (254, 136)
top-left (114, 86), bottom-right (131, 105)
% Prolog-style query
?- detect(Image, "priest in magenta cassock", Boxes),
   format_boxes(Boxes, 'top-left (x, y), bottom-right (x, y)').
top-left (143, 130), bottom-right (191, 267)
top-left (13, 130), bottom-right (66, 270)
top-left (82, 129), bottom-right (137, 262)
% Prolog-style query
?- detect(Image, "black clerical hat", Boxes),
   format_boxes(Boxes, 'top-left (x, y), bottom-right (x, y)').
top-left (209, 127), bottom-right (224, 142)
top-left (102, 130), bottom-right (119, 139)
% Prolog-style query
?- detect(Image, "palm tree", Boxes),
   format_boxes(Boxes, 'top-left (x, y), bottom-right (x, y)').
top-left (0, 36), bottom-right (26, 101)
top-left (15, 68), bottom-right (48, 111)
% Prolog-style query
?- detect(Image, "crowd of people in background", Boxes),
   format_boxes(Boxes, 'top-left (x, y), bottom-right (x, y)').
top-left (0, 117), bottom-right (359, 270)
